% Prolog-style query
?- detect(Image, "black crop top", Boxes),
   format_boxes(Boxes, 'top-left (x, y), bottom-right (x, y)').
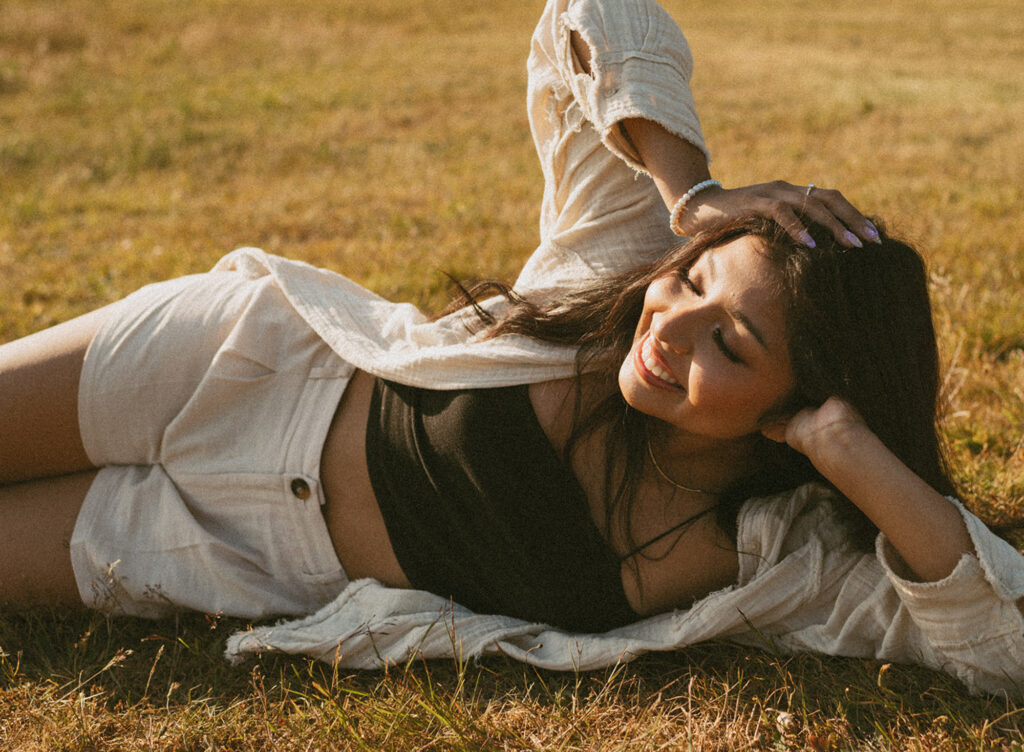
top-left (365, 378), bottom-right (638, 632)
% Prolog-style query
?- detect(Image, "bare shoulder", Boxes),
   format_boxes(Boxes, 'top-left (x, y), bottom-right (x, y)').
top-left (528, 375), bottom-right (610, 451)
top-left (528, 378), bottom-right (577, 450)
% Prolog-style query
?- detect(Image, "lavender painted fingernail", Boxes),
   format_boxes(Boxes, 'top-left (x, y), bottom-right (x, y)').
top-left (799, 231), bottom-right (816, 248)
top-left (844, 231), bottom-right (863, 248)
top-left (864, 221), bottom-right (881, 243)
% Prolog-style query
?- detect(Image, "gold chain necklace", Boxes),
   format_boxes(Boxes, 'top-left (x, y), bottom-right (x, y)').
top-left (644, 432), bottom-right (719, 496)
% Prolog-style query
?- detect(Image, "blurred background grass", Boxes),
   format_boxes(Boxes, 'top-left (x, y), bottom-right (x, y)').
top-left (1, 0), bottom-right (1023, 748)
top-left (2, 0), bottom-right (1019, 517)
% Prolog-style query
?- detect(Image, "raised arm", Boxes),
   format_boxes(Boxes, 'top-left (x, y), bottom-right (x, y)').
top-left (570, 31), bottom-right (879, 250)
top-left (763, 397), bottom-right (974, 582)
top-left (519, 0), bottom-right (880, 295)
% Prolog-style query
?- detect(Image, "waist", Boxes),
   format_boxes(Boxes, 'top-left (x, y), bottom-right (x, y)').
top-left (320, 368), bottom-right (411, 588)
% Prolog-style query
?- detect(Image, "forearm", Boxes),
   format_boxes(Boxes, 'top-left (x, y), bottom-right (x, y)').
top-left (814, 423), bottom-right (973, 582)
top-left (620, 117), bottom-right (712, 212)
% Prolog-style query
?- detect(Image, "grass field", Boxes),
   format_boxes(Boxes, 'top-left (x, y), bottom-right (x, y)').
top-left (2, 0), bottom-right (1023, 748)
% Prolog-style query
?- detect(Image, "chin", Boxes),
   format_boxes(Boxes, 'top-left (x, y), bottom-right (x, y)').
top-left (617, 375), bottom-right (681, 427)
top-left (618, 344), bottom-right (682, 411)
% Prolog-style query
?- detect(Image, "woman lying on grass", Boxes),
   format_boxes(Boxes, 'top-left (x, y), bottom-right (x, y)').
top-left (2, 0), bottom-right (1023, 696)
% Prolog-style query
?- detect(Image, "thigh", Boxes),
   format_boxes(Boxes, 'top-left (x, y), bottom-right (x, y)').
top-left (0, 470), bottom-right (95, 607)
top-left (73, 459), bottom-right (348, 618)
top-left (0, 308), bottom-right (109, 484)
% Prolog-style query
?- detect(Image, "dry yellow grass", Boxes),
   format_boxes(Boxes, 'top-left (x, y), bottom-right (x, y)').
top-left (2, 0), bottom-right (1023, 748)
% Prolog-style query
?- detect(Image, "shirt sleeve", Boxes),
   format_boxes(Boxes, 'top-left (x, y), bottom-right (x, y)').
top-left (869, 499), bottom-right (1024, 696)
top-left (514, 0), bottom-right (709, 293)
top-left (732, 491), bottom-right (1024, 697)
top-left (550, 0), bottom-right (708, 170)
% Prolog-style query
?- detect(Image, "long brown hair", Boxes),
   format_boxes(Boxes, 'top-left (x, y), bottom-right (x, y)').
top-left (451, 215), bottom-right (955, 551)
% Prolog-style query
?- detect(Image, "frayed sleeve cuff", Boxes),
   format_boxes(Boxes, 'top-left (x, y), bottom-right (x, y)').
top-left (557, 0), bottom-right (709, 172)
top-left (875, 500), bottom-right (1024, 642)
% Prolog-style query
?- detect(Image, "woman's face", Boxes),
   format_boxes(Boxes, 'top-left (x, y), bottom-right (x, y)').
top-left (618, 236), bottom-right (795, 440)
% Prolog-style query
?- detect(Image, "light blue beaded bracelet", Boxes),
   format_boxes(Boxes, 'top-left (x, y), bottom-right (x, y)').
top-left (669, 179), bottom-right (722, 236)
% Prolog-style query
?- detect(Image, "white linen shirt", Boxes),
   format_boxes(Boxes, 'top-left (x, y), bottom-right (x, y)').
top-left (217, 0), bottom-right (1024, 697)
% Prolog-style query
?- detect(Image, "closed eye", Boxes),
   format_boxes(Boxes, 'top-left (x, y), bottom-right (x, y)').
top-left (713, 327), bottom-right (744, 364)
top-left (679, 270), bottom-right (743, 363)
top-left (677, 269), bottom-right (701, 296)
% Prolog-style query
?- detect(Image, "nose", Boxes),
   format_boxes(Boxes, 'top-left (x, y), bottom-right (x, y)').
top-left (650, 305), bottom-right (696, 355)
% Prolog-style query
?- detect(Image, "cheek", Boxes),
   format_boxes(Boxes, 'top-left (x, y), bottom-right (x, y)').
top-left (691, 365), bottom-right (774, 416)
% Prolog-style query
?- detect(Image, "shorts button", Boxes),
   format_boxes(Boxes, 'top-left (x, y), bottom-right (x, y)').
top-left (290, 478), bottom-right (311, 500)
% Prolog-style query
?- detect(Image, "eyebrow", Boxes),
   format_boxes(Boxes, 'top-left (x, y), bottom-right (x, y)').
top-left (705, 252), bottom-right (771, 352)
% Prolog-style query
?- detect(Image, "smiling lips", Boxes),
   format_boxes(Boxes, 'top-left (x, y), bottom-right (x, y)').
top-left (636, 334), bottom-right (682, 388)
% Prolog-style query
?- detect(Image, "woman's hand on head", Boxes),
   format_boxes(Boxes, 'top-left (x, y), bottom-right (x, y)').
top-left (760, 396), bottom-right (872, 473)
top-left (617, 119), bottom-right (878, 250)
top-left (677, 181), bottom-right (881, 250)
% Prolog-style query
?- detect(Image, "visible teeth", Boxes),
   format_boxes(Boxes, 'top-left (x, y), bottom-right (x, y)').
top-left (641, 342), bottom-right (679, 386)
top-left (634, 336), bottom-right (675, 385)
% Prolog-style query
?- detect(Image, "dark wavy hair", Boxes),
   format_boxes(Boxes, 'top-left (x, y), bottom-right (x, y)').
top-left (450, 214), bottom-right (955, 551)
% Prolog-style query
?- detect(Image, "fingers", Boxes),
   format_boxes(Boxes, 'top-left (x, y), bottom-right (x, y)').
top-left (682, 180), bottom-right (881, 249)
top-left (759, 419), bottom-right (789, 444)
top-left (755, 180), bottom-right (881, 249)
top-left (759, 398), bottom-right (868, 463)
top-left (801, 185), bottom-right (881, 248)
top-left (762, 200), bottom-right (819, 250)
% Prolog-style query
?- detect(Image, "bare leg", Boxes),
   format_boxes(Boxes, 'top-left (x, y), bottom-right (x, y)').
top-left (0, 307), bottom-right (109, 484)
top-left (0, 470), bottom-right (95, 606)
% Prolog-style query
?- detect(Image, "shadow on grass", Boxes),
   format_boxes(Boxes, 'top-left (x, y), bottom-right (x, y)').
top-left (3, 606), bottom-right (1022, 749)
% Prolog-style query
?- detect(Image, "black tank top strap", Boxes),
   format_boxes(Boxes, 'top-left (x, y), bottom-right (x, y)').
top-left (617, 504), bottom-right (718, 562)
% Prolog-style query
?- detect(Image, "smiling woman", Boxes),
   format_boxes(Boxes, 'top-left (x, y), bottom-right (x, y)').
top-left (619, 236), bottom-right (795, 441)
top-left (480, 208), bottom-right (965, 610)
top-left (1, 0), bottom-right (1023, 698)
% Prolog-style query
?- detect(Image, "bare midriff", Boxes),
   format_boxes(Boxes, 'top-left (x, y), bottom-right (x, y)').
top-left (319, 368), bottom-right (412, 588)
top-left (319, 371), bottom-right (616, 594)
top-left (318, 370), bottom-right (596, 591)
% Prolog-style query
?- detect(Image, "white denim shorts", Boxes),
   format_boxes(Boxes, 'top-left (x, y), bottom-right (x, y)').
top-left (72, 271), bottom-right (352, 619)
